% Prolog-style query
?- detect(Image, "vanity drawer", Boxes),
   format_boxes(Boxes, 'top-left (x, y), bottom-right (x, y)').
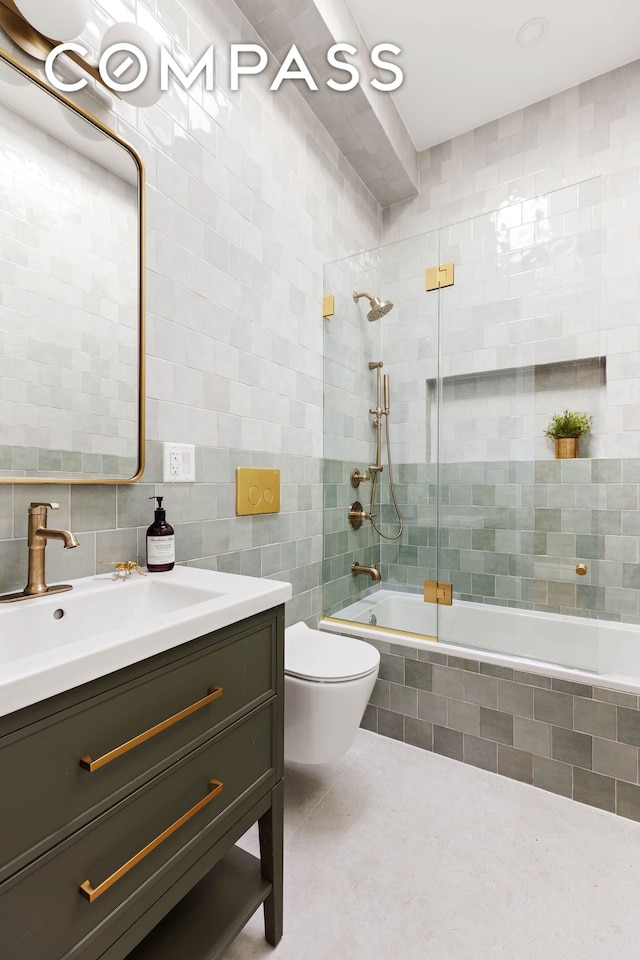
top-left (0, 703), bottom-right (274, 960)
top-left (0, 618), bottom-right (277, 879)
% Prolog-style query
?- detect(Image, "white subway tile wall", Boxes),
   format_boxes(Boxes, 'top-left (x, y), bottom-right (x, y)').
top-left (323, 249), bottom-right (382, 464)
top-left (383, 60), bottom-right (640, 461)
top-left (86, 0), bottom-right (380, 460)
top-left (0, 0), bottom-right (381, 621)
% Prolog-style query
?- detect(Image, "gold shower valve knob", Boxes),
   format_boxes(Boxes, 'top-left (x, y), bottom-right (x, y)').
top-left (576, 563), bottom-right (588, 576)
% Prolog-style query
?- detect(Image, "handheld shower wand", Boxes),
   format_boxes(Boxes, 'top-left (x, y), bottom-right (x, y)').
top-left (368, 361), bottom-right (384, 474)
top-left (367, 361), bottom-right (403, 541)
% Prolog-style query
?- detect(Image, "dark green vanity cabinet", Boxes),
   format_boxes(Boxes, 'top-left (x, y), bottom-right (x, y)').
top-left (0, 605), bottom-right (285, 960)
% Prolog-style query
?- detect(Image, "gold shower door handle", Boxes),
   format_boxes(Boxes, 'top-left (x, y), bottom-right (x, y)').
top-left (79, 779), bottom-right (224, 903)
top-left (79, 687), bottom-right (224, 772)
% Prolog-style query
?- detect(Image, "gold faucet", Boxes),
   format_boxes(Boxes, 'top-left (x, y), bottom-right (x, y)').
top-left (0, 502), bottom-right (79, 603)
top-left (351, 562), bottom-right (382, 582)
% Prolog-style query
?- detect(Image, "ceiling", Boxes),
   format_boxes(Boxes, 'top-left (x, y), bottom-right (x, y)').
top-left (345, 0), bottom-right (640, 151)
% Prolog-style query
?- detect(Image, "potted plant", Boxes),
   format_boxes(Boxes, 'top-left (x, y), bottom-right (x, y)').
top-left (544, 410), bottom-right (592, 459)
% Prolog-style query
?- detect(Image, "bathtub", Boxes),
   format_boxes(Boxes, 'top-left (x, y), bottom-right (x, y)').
top-left (321, 589), bottom-right (640, 693)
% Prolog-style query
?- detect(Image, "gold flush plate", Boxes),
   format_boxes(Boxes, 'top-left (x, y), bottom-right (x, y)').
top-left (423, 580), bottom-right (453, 605)
top-left (323, 295), bottom-right (335, 319)
top-left (425, 262), bottom-right (454, 291)
top-left (236, 468), bottom-right (281, 516)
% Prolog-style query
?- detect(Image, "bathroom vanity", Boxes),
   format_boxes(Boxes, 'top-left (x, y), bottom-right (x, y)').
top-left (0, 568), bottom-right (290, 960)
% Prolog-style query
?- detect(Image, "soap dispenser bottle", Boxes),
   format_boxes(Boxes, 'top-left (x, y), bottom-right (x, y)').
top-left (146, 496), bottom-right (175, 572)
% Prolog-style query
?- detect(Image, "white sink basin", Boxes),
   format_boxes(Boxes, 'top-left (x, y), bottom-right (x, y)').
top-left (0, 578), bottom-right (223, 658)
top-left (0, 566), bottom-right (292, 717)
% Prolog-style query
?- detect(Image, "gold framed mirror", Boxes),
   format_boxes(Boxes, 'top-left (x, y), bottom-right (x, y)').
top-left (0, 48), bottom-right (145, 483)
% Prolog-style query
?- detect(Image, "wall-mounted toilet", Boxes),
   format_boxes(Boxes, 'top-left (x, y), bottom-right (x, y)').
top-left (284, 621), bottom-right (380, 765)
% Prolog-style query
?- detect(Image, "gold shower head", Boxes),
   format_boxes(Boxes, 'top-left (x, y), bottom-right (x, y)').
top-left (353, 291), bottom-right (394, 322)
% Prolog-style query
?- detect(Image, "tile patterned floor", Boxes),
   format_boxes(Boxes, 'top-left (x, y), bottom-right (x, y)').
top-left (227, 730), bottom-right (640, 959)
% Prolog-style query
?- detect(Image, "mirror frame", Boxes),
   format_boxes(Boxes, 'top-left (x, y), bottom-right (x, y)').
top-left (0, 47), bottom-right (145, 484)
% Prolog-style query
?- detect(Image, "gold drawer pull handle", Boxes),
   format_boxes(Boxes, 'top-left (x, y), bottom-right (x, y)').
top-left (79, 778), bottom-right (224, 903)
top-left (79, 687), bottom-right (224, 772)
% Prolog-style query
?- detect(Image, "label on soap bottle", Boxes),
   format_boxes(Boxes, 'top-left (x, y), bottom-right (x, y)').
top-left (147, 535), bottom-right (175, 565)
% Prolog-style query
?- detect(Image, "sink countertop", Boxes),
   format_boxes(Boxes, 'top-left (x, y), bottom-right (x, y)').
top-left (0, 566), bottom-right (292, 718)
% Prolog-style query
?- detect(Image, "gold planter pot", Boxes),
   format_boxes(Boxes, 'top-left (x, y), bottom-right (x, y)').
top-left (554, 437), bottom-right (580, 459)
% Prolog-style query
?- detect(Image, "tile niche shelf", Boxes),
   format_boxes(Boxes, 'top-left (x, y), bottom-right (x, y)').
top-left (426, 356), bottom-right (606, 462)
top-left (427, 356), bottom-right (607, 400)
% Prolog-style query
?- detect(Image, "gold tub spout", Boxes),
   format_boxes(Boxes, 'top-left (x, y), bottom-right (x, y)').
top-left (351, 562), bottom-right (381, 582)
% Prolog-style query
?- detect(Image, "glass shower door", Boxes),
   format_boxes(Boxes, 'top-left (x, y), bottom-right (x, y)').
top-left (436, 179), bottom-right (605, 660)
top-left (322, 228), bottom-right (441, 640)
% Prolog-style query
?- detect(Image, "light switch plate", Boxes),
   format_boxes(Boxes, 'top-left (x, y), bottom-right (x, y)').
top-left (163, 442), bottom-right (196, 482)
top-left (236, 468), bottom-right (280, 516)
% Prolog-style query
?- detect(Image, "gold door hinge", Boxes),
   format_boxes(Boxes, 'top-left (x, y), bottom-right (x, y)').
top-left (423, 580), bottom-right (452, 605)
top-left (322, 295), bottom-right (335, 318)
top-left (425, 262), bottom-right (454, 291)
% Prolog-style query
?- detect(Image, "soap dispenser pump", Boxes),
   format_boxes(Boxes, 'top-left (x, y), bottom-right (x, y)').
top-left (146, 496), bottom-right (175, 572)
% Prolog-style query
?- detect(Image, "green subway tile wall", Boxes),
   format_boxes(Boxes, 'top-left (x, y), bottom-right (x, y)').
top-left (0, 442), bottom-right (322, 628)
top-left (361, 458), bottom-right (640, 624)
top-left (323, 459), bottom-right (380, 616)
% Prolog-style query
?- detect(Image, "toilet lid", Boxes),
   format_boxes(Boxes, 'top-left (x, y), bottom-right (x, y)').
top-left (285, 622), bottom-right (380, 682)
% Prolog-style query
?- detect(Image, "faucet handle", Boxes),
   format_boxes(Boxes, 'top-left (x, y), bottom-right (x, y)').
top-left (29, 502), bottom-right (59, 510)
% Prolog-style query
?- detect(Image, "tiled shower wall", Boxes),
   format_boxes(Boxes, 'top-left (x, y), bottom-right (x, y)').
top-left (434, 357), bottom-right (607, 464)
top-left (383, 59), bottom-right (640, 462)
top-left (323, 249), bottom-right (382, 465)
top-left (374, 458), bottom-right (640, 624)
top-left (323, 60), bottom-right (640, 625)
top-left (0, 0), bottom-right (382, 621)
top-left (323, 456), bottom-right (640, 624)
top-left (323, 458), bottom-right (379, 616)
top-left (358, 635), bottom-right (640, 822)
top-left (377, 177), bottom-right (610, 466)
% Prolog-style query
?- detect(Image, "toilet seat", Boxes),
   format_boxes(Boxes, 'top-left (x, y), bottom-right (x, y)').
top-left (285, 622), bottom-right (380, 683)
top-left (284, 623), bottom-right (381, 763)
